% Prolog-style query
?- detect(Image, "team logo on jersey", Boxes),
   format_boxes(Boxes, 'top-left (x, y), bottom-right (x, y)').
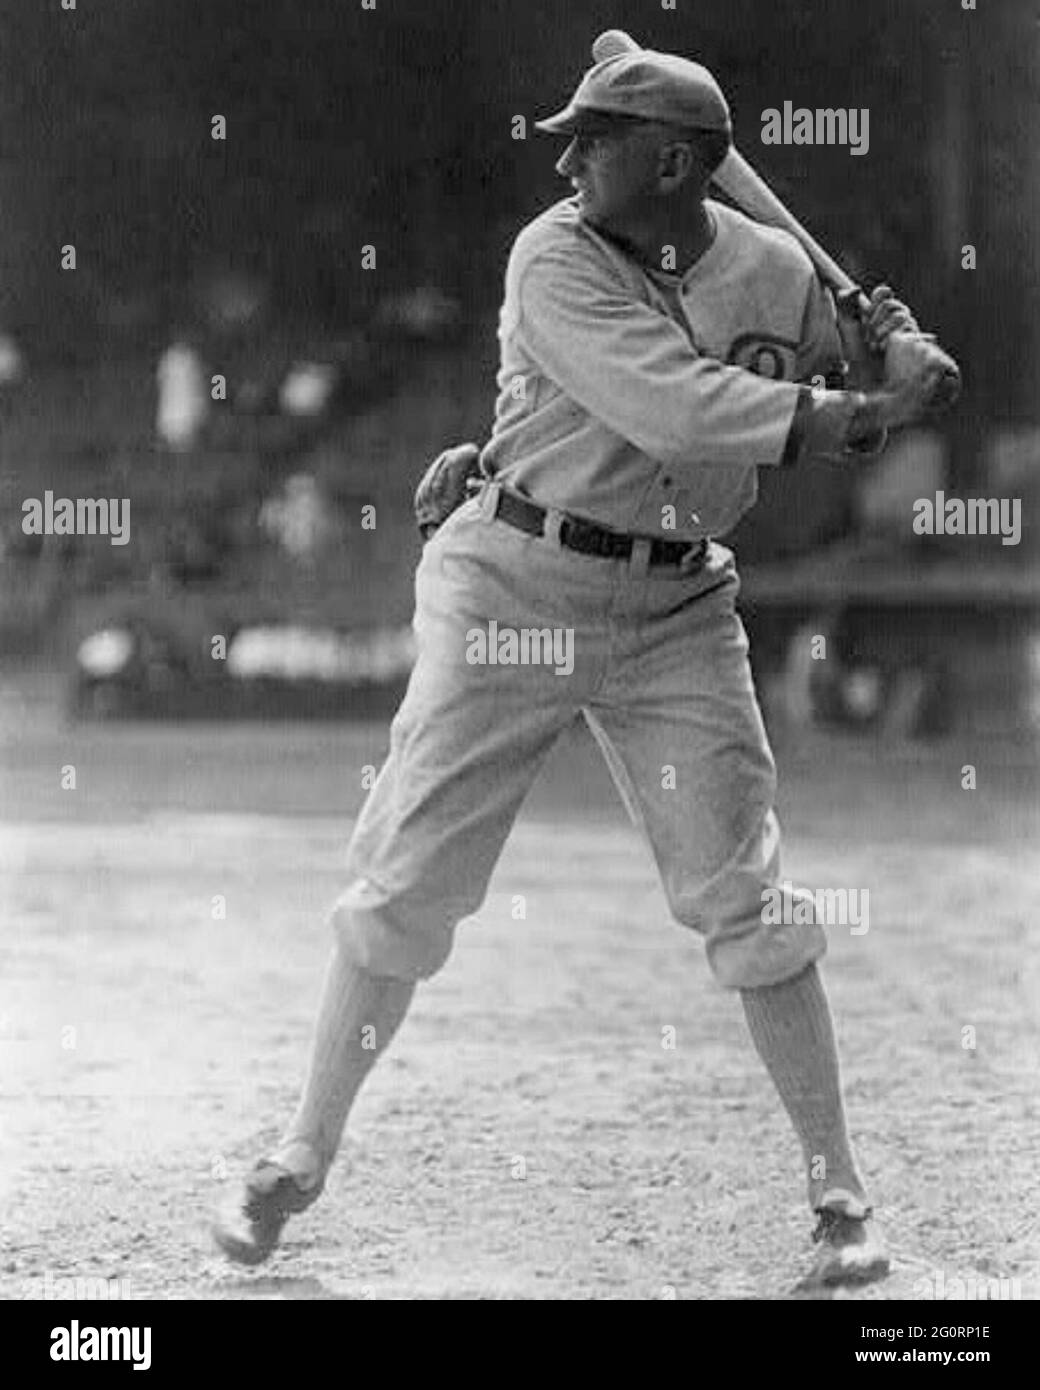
top-left (726, 333), bottom-right (798, 381)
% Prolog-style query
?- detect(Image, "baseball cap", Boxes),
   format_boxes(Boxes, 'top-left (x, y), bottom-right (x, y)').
top-left (535, 48), bottom-right (731, 137)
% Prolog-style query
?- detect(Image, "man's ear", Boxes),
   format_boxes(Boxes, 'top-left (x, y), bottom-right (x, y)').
top-left (657, 141), bottom-right (696, 192)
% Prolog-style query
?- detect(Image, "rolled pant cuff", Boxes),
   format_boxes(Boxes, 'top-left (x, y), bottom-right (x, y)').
top-left (708, 920), bottom-right (827, 990)
top-left (329, 881), bottom-right (456, 983)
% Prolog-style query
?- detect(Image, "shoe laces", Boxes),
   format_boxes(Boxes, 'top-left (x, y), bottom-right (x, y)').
top-left (812, 1205), bottom-right (873, 1244)
top-left (243, 1163), bottom-right (303, 1216)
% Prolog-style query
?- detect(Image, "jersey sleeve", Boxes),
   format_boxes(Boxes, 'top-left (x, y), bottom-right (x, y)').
top-left (515, 249), bottom-right (803, 470)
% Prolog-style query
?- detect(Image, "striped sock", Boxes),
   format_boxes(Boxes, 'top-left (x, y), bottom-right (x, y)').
top-left (270, 942), bottom-right (415, 1181)
top-left (740, 963), bottom-right (867, 1211)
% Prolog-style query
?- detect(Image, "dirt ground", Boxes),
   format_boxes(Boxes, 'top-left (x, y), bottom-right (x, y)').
top-left (1, 676), bottom-right (1038, 1301)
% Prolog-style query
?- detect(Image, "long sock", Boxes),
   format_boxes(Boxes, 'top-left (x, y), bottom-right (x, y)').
top-left (740, 963), bottom-right (867, 1211)
top-left (269, 942), bottom-right (415, 1183)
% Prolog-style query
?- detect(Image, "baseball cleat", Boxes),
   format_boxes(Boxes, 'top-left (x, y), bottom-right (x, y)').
top-left (799, 1191), bottom-right (890, 1289)
top-left (212, 1158), bottom-right (324, 1266)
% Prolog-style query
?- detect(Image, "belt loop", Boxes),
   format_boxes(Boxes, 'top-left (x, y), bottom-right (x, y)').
top-left (543, 506), bottom-right (565, 547)
top-left (478, 480), bottom-right (501, 523)
top-left (630, 537), bottom-right (651, 577)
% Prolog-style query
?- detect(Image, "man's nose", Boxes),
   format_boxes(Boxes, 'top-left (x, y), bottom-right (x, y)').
top-left (555, 138), bottom-right (583, 178)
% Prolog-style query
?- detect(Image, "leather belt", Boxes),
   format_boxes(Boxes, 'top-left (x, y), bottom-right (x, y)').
top-left (492, 487), bottom-right (708, 569)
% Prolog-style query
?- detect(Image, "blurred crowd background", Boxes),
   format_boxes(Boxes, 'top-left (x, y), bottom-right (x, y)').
top-left (0, 0), bottom-right (1036, 730)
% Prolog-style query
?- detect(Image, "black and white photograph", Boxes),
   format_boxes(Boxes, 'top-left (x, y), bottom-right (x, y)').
top-left (1, 0), bottom-right (1037, 1341)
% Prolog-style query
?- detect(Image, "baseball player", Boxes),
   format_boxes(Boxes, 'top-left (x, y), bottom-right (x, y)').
top-left (214, 40), bottom-right (944, 1287)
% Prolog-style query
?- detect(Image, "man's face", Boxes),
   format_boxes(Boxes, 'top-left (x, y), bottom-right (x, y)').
top-left (555, 118), bottom-right (666, 232)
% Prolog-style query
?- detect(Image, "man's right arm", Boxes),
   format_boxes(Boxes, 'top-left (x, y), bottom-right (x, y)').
top-left (517, 246), bottom-right (944, 472)
top-left (516, 248), bottom-right (804, 470)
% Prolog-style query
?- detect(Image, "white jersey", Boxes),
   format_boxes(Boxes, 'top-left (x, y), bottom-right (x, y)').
top-left (483, 196), bottom-right (843, 541)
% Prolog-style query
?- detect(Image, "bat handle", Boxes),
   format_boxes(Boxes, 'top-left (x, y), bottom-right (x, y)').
top-left (836, 287), bottom-right (961, 411)
top-left (835, 285), bottom-right (871, 318)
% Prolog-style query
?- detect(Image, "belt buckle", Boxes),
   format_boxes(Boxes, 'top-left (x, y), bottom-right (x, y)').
top-left (679, 539), bottom-right (708, 574)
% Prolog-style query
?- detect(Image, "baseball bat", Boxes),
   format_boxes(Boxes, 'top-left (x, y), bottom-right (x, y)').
top-left (590, 30), bottom-right (961, 408)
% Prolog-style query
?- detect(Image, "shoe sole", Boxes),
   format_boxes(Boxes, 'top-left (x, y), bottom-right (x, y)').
top-left (211, 1221), bottom-right (282, 1266)
top-left (211, 1223), bottom-right (280, 1267)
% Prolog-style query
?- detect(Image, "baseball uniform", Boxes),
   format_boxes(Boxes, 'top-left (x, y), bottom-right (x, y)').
top-left (329, 194), bottom-right (841, 990)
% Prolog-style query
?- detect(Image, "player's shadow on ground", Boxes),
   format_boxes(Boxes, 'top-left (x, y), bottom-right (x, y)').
top-left (787, 1281), bottom-right (867, 1301)
top-left (215, 1275), bottom-right (353, 1299)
